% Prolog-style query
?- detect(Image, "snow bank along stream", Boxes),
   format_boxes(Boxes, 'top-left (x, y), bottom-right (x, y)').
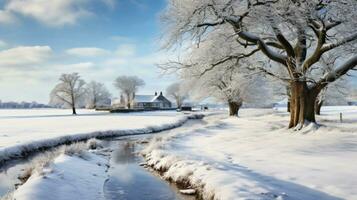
top-left (0, 110), bottom-right (203, 164)
top-left (0, 112), bottom-right (204, 200)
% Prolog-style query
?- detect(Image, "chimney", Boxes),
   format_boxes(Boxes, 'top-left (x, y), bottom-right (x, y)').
top-left (155, 92), bottom-right (157, 96)
top-left (160, 91), bottom-right (163, 96)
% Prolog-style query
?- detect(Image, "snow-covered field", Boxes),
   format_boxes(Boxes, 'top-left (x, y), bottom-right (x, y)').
top-left (2, 107), bottom-right (357, 200)
top-left (143, 106), bottom-right (357, 200)
top-left (0, 109), bottom-right (193, 163)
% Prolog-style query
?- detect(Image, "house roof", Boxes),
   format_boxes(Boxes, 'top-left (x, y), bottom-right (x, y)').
top-left (134, 95), bottom-right (158, 103)
top-left (134, 93), bottom-right (172, 104)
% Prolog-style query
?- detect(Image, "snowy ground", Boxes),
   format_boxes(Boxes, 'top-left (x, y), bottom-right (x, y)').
top-left (0, 109), bottom-right (192, 163)
top-left (9, 141), bottom-right (110, 200)
top-left (143, 106), bottom-right (357, 200)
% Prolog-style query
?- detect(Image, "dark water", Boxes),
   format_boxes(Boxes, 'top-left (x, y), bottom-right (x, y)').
top-left (103, 141), bottom-right (187, 200)
top-left (102, 119), bottom-right (207, 200)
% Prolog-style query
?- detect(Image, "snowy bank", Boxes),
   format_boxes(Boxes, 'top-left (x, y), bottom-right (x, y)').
top-left (13, 152), bottom-right (109, 200)
top-left (142, 107), bottom-right (357, 200)
top-left (0, 109), bottom-right (203, 164)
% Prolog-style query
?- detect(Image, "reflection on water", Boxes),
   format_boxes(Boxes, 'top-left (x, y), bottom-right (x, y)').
top-left (104, 141), bottom-right (183, 200)
top-left (112, 142), bottom-right (136, 164)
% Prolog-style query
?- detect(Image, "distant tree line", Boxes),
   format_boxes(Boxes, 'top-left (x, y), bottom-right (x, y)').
top-left (0, 100), bottom-right (52, 109)
top-left (49, 73), bottom-right (147, 114)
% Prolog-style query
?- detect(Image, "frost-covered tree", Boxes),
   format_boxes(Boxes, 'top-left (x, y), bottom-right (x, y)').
top-left (166, 82), bottom-right (187, 108)
top-left (113, 76), bottom-right (145, 108)
top-left (183, 65), bottom-right (267, 116)
top-left (169, 28), bottom-right (273, 116)
top-left (49, 73), bottom-right (86, 115)
top-left (85, 81), bottom-right (112, 109)
top-left (162, 0), bottom-right (357, 129)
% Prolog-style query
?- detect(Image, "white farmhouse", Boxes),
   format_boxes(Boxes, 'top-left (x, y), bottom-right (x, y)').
top-left (133, 92), bottom-right (172, 109)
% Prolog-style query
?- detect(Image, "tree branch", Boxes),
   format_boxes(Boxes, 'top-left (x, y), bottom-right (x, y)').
top-left (200, 48), bottom-right (260, 76)
top-left (270, 24), bottom-right (295, 57)
top-left (326, 21), bottom-right (342, 30)
top-left (302, 25), bottom-right (327, 72)
top-left (249, 66), bottom-right (290, 83)
top-left (321, 32), bottom-right (357, 52)
top-left (236, 31), bottom-right (287, 65)
top-left (315, 55), bottom-right (357, 90)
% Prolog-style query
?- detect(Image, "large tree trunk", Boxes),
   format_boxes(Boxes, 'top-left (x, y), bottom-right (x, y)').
top-left (72, 107), bottom-right (77, 115)
top-left (315, 100), bottom-right (323, 115)
top-left (288, 81), bottom-right (320, 129)
top-left (228, 101), bottom-right (242, 116)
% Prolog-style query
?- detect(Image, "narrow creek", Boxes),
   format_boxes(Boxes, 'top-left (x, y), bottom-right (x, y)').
top-left (103, 138), bottom-right (188, 200)
top-left (0, 119), bottom-right (206, 199)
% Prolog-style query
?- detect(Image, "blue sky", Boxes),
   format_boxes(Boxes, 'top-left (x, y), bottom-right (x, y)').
top-left (0, 0), bottom-right (176, 103)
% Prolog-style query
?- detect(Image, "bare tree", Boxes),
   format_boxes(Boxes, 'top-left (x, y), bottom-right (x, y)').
top-left (166, 82), bottom-right (187, 108)
top-left (85, 81), bottom-right (112, 109)
top-left (50, 73), bottom-right (86, 115)
top-left (113, 76), bottom-right (145, 109)
top-left (174, 29), bottom-right (273, 116)
top-left (182, 62), bottom-right (272, 116)
top-left (161, 0), bottom-right (357, 129)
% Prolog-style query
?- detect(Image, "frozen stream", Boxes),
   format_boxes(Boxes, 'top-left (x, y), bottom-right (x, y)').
top-left (0, 119), bottom-right (206, 199)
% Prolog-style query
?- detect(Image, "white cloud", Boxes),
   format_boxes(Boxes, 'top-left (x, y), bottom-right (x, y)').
top-left (110, 36), bottom-right (134, 42)
top-left (66, 44), bottom-right (137, 58)
top-left (0, 10), bottom-right (15, 24)
top-left (0, 46), bottom-right (52, 68)
top-left (129, 0), bottom-right (148, 10)
top-left (115, 44), bottom-right (136, 57)
top-left (0, 40), bottom-right (8, 49)
top-left (0, 42), bottom-right (178, 103)
top-left (0, 0), bottom-right (117, 26)
top-left (66, 47), bottom-right (110, 57)
top-left (101, 0), bottom-right (116, 9)
top-left (5, 0), bottom-right (92, 26)
top-left (103, 58), bottom-right (128, 66)
top-left (63, 62), bottom-right (95, 70)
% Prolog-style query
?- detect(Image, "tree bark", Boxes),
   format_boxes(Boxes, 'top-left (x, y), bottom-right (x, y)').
top-left (287, 101), bottom-right (290, 112)
top-left (126, 93), bottom-right (131, 109)
top-left (72, 106), bottom-right (77, 115)
top-left (286, 85), bottom-right (291, 113)
top-left (288, 81), bottom-right (320, 129)
top-left (228, 101), bottom-right (242, 116)
top-left (176, 99), bottom-right (182, 109)
top-left (93, 97), bottom-right (97, 109)
top-left (315, 100), bottom-right (323, 115)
